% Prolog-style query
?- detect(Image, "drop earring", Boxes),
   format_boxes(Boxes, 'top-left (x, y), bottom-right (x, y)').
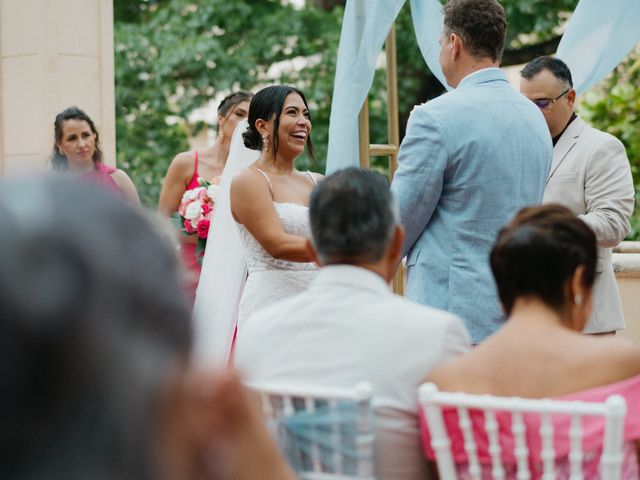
top-left (574, 294), bottom-right (583, 306)
top-left (262, 133), bottom-right (269, 150)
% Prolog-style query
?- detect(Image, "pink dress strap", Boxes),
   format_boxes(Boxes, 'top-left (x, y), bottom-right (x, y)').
top-left (82, 162), bottom-right (122, 196)
top-left (186, 150), bottom-right (200, 191)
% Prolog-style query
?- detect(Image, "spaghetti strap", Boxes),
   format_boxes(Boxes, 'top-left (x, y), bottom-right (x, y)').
top-left (254, 168), bottom-right (274, 199)
top-left (306, 170), bottom-right (318, 186)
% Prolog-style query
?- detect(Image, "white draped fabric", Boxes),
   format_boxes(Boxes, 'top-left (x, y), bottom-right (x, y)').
top-left (408, 0), bottom-right (449, 91)
top-left (325, 0), bottom-right (406, 174)
top-left (192, 120), bottom-right (259, 368)
top-left (556, 0), bottom-right (640, 94)
top-left (326, 0), bottom-right (640, 173)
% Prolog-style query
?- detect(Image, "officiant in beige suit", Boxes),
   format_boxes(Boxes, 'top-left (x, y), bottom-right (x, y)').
top-left (520, 56), bottom-right (635, 334)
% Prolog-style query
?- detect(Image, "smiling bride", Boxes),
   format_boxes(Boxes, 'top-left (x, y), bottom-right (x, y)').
top-left (193, 85), bottom-right (323, 366)
top-left (231, 85), bottom-right (322, 327)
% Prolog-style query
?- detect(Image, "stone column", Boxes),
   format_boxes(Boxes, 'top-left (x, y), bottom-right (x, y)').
top-left (0, 0), bottom-right (115, 176)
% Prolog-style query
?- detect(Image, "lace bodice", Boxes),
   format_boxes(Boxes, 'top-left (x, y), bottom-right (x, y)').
top-left (237, 202), bottom-right (317, 273)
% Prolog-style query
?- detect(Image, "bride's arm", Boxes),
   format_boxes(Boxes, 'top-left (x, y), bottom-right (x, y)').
top-left (231, 170), bottom-right (313, 262)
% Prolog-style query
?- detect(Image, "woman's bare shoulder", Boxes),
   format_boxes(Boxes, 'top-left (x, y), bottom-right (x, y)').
top-left (604, 337), bottom-right (640, 375)
top-left (574, 335), bottom-right (640, 383)
top-left (231, 167), bottom-right (273, 207)
top-left (426, 354), bottom-right (484, 391)
top-left (170, 151), bottom-right (196, 169)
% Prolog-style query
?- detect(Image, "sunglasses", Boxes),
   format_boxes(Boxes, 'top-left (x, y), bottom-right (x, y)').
top-left (532, 88), bottom-right (570, 112)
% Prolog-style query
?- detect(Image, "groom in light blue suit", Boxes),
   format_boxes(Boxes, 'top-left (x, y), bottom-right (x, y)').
top-left (391, 0), bottom-right (552, 343)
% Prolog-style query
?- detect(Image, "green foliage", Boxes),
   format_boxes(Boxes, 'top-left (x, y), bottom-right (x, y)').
top-left (500, 0), bottom-right (578, 47)
top-left (115, 0), bottom-right (342, 207)
top-left (115, 0), bottom-right (612, 210)
top-left (579, 48), bottom-right (640, 240)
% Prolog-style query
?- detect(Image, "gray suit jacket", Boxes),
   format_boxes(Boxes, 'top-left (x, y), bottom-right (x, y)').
top-left (544, 116), bottom-right (634, 332)
top-left (391, 68), bottom-right (552, 343)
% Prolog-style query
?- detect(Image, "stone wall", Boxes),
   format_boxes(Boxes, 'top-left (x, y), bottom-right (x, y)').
top-left (0, 0), bottom-right (115, 176)
top-left (615, 242), bottom-right (640, 344)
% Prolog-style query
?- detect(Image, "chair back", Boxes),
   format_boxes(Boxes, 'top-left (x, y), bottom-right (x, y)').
top-left (248, 381), bottom-right (375, 480)
top-left (418, 382), bottom-right (627, 480)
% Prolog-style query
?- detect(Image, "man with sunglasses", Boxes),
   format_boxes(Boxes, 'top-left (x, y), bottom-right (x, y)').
top-left (520, 56), bottom-right (634, 335)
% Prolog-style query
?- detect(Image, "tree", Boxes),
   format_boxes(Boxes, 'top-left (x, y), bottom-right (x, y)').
top-left (115, 0), bottom-right (585, 206)
top-left (579, 47), bottom-right (640, 239)
top-left (114, 0), bottom-right (340, 206)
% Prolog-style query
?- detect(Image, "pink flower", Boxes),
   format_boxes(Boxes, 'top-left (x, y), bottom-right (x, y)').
top-left (197, 218), bottom-right (211, 239)
top-left (201, 202), bottom-right (212, 217)
top-left (184, 218), bottom-right (196, 234)
top-left (196, 187), bottom-right (208, 201)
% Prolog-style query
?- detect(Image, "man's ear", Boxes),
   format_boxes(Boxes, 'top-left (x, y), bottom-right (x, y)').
top-left (567, 88), bottom-right (577, 108)
top-left (387, 225), bottom-right (405, 276)
top-left (305, 239), bottom-right (321, 267)
top-left (450, 33), bottom-right (462, 58)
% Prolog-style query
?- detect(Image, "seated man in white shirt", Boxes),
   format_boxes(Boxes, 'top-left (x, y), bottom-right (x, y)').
top-left (235, 167), bottom-right (471, 480)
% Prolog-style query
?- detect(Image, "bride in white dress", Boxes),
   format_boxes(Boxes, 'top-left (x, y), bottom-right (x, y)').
top-left (193, 85), bottom-right (322, 366)
top-left (231, 85), bottom-right (321, 325)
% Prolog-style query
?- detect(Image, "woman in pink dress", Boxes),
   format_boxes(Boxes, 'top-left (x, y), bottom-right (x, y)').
top-left (158, 91), bottom-right (252, 302)
top-left (424, 204), bottom-right (640, 478)
top-left (52, 106), bottom-right (140, 205)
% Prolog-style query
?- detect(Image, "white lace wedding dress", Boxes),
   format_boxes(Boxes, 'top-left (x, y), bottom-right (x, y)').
top-left (193, 120), bottom-right (317, 367)
top-left (237, 202), bottom-right (317, 329)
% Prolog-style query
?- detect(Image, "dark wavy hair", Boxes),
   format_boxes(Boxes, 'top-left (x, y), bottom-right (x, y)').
top-left (242, 85), bottom-right (315, 163)
top-left (51, 106), bottom-right (103, 171)
top-left (443, 0), bottom-right (507, 62)
top-left (216, 90), bottom-right (253, 133)
top-left (490, 204), bottom-right (597, 316)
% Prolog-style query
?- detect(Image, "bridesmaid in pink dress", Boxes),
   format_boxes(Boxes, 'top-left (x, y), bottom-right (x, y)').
top-left (423, 204), bottom-right (640, 478)
top-left (52, 106), bottom-right (140, 205)
top-left (158, 91), bottom-right (252, 302)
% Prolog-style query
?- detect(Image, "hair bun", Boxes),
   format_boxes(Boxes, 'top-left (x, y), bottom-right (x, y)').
top-left (242, 124), bottom-right (262, 150)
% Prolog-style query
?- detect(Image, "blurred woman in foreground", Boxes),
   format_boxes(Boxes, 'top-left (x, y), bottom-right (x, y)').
top-left (0, 176), bottom-right (292, 480)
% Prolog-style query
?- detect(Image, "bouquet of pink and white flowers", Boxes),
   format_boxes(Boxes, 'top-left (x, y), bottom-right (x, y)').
top-left (172, 177), bottom-right (220, 264)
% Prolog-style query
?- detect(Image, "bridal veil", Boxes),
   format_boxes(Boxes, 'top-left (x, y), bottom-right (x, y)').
top-left (192, 119), bottom-right (259, 367)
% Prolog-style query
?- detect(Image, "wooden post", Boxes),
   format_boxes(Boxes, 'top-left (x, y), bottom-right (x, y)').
top-left (357, 23), bottom-right (405, 295)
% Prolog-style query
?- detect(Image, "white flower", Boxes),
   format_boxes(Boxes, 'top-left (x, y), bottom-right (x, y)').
top-left (182, 189), bottom-right (199, 202)
top-left (207, 184), bottom-right (219, 202)
top-left (185, 201), bottom-right (202, 220)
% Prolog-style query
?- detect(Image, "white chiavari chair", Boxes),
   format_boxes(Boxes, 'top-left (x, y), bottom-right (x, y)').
top-left (248, 381), bottom-right (375, 480)
top-left (419, 382), bottom-right (627, 480)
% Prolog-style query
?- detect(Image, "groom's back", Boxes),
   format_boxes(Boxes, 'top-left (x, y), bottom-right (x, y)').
top-left (401, 71), bottom-right (552, 343)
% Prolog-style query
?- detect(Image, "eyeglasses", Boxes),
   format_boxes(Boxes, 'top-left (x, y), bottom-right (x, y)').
top-left (532, 88), bottom-right (570, 113)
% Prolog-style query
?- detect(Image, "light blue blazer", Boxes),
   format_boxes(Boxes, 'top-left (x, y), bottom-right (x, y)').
top-left (391, 68), bottom-right (552, 343)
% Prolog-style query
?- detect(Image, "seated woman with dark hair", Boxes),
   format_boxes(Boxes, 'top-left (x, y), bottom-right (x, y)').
top-left (0, 176), bottom-right (293, 480)
top-left (424, 204), bottom-right (640, 478)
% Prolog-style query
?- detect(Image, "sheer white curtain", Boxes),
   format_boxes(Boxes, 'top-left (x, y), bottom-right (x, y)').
top-left (556, 0), bottom-right (640, 94)
top-left (409, 0), bottom-right (448, 90)
top-left (325, 0), bottom-right (406, 174)
top-left (192, 120), bottom-right (259, 368)
top-left (326, 0), bottom-right (640, 173)
top-left (325, 0), bottom-right (449, 174)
